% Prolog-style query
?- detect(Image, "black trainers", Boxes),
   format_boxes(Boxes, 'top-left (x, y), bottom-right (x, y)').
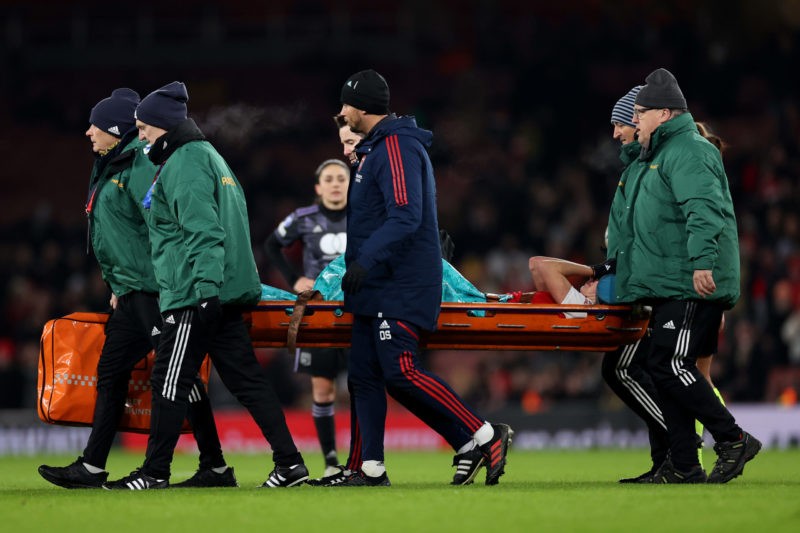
top-left (707, 432), bottom-right (762, 484)
top-left (619, 466), bottom-right (658, 484)
top-left (451, 447), bottom-right (485, 485)
top-left (103, 469), bottom-right (169, 490)
top-left (38, 457), bottom-right (108, 489)
top-left (481, 423), bottom-right (512, 485)
top-left (260, 464), bottom-right (309, 488)
top-left (332, 470), bottom-right (391, 487)
top-left (172, 466), bottom-right (238, 488)
top-left (308, 465), bottom-right (354, 487)
top-left (651, 458), bottom-right (707, 484)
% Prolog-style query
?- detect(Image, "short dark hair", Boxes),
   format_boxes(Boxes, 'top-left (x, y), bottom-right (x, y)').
top-left (333, 114), bottom-right (347, 129)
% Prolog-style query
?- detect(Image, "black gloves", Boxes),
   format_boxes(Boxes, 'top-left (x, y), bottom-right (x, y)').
top-left (197, 295), bottom-right (222, 325)
top-left (439, 229), bottom-right (455, 263)
top-left (342, 263), bottom-right (368, 295)
top-left (590, 258), bottom-right (616, 279)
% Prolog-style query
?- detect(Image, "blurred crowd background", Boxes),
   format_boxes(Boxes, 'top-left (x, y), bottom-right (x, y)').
top-left (2, 1), bottom-right (799, 417)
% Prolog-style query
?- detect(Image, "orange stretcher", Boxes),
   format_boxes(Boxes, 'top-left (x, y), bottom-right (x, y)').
top-left (37, 300), bottom-right (648, 431)
top-left (246, 299), bottom-right (651, 352)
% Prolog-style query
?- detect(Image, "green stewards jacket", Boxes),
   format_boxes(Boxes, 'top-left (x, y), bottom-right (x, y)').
top-left (87, 133), bottom-right (159, 297)
top-left (606, 112), bottom-right (740, 308)
top-left (144, 119), bottom-right (261, 312)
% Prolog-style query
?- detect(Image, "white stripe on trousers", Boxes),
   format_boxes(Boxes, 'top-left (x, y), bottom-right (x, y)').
top-left (671, 302), bottom-right (697, 387)
top-left (615, 339), bottom-right (667, 430)
top-left (188, 384), bottom-right (202, 403)
top-left (163, 310), bottom-right (193, 401)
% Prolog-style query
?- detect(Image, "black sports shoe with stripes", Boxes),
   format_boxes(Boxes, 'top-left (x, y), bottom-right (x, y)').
top-left (651, 458), bottom-right (707, 484)
top-left (707, 432), bottom-right (761, 483)
top-left (618, 467), bottom-right (657, 484)
top-left (451, 448), bottom-right (485, 485)
top-left (260, 464), bottom-right (309, 488)
top-left (481, 423), bottom-right (512, 485)
top-left (172, 466), bottom-right (238, 488)
top-left (103, 469), bottom-right (168, 490)
top-left (332, 470), bottom-right (391, 487)
top-left (307, 466), bottom-right (353, 487)
top-left (38, 457), bottom-right (108, 489)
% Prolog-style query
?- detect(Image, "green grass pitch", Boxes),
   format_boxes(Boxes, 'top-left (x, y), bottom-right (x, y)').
top-left (2, 449), bottom-right (798, 532)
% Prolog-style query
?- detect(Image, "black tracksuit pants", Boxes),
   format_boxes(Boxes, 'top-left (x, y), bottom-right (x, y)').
top-left (646, 299), bottom-right (742, 470)
top-left (142, 305), bottom-right (302, 479)
top-left (601, 333), bottom-right (669, 469)
top-left (83, 291), bottom-right (224, 470)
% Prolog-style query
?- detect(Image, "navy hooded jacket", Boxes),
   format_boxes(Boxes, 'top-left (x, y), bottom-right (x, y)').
top-left (344, 115), bottom-right (442, 331)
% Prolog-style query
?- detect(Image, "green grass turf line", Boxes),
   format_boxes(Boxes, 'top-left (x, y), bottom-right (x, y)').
top-left (2, 450), bottom-right (798, 532)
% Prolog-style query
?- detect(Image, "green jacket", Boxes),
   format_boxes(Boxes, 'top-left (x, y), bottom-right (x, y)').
top-left (88, 133), bottom-right (159, 296)
top-left (607, 112), bottom-right (740, 308)
top-left (144, 119), bottom-right (261, 311)
top-left (606, 140), bottom-right (646, 260)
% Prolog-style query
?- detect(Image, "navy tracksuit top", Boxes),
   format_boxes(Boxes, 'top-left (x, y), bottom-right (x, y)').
top-left (344, 115), bottom-right (442, 331)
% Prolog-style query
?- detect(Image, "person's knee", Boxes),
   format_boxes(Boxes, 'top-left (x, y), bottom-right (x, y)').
top-left (644, 354), bottom-right (660, 375)
top-left (312, 377), bottom-right (336, 403)
top-left (644, 354), bottom-right (677, 388)
top-left (348, 371), bottom-right (379, 392)
top-left (150, 369), bottom-right (198, 403)
top-left (529, 256), bottom-right (546, 275)
top-left (383, 364), bottom-right (418, 390)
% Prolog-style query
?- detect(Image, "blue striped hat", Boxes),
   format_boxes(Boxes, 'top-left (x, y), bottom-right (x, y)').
top-left (610, 85), bottom-right (643, 127)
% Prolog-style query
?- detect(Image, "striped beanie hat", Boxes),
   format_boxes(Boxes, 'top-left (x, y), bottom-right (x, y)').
top-left (610, 85), bottom-right (643, 127)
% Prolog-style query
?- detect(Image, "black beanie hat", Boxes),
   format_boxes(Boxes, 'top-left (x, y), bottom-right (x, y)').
top-left (89, 88), bottom-right (140, 138)
top-left (341, 69), bottom-right (390, 115)
top-left (135, 81), bottom-right (189, 130)
top-left (635, 68), bottom-right (687, 110)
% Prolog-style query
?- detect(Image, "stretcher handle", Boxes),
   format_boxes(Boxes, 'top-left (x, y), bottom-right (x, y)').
top-left (287, 290), bottom-right (323, 351)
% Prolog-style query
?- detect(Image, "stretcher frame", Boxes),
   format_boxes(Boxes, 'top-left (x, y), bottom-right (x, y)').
top-left (246, 300), bottom-right (651, 352)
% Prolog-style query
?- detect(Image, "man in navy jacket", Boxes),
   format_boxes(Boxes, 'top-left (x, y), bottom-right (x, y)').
top-left (335, 69), bottom-right (511, 487)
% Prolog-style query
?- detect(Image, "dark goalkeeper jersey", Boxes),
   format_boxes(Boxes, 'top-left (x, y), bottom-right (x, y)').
top-left (273, 203), bottom-right (347, 278)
